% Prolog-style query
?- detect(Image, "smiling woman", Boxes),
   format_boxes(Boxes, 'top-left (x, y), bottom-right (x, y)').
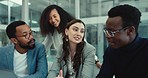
top-left (48, 19), bottom-right (96, 78)
top-left (39, 5), bottom-right (74, 54)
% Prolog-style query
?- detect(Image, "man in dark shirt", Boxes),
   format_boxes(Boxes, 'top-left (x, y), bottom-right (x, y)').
top-left (96, 4), bottom-right (148, 78)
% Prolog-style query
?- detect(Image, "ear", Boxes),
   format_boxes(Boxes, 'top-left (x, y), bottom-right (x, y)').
top-left (10, 38), bottom-right (18, 44)
top-left (65, 28), bottom-right (68, 36)
top-left (127, 26), bottom-right (135, 35)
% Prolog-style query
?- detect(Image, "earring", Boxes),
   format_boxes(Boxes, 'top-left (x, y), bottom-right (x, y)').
top-left (66, 36), bottom-right (68, 41)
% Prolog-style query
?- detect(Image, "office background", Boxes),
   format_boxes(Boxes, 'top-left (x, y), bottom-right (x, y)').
top-left (0, 0), bottom-right (148, 63)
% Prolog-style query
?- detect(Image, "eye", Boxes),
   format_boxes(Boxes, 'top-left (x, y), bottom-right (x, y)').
top-left (53, 15), bottom-right (57, 18)
top-left (29, 31), bottom-right (32, 35)
top-left (30, 31), bottom-right (36, 35)
top-left (73, 28), bottom-right (78, 31)
top-left (80, 30), bottom-right (85, 33)
top-left (22, 33), bottom-right (28, 37)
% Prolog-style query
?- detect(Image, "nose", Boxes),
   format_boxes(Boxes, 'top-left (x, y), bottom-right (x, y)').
top-left (105, 35), bottom-right (114, 42)
top-left (28, 34), bottom-right (34, 40)
top-left (105, 34), bottom-right (111, 38)
top-left (105, 34), bottom-right (113, 39)
top-left (77, 31), bottom-right (84, 37)
top-left (51, 17), bottom-right (56, 23)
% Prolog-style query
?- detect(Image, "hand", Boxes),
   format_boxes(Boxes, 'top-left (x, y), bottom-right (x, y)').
top-left (96, 61), bottom-right (102, 69)
top-left (56, 69), bottom-right (63, 78)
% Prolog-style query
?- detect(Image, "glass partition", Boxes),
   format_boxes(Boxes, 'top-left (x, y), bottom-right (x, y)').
top-left (10, 1), bottom-right (21, 21)
top-left (0, 0), bottom-right (8, 24)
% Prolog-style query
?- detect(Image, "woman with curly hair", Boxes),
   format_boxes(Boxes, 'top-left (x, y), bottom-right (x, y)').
top-left (40, 5), bottom-right (74, 53)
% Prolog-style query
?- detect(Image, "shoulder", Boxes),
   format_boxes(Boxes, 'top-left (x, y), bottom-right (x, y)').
top-left (34, 42), bottom-right (45, 49)
top-left (35, 42), bottom-right (44, 46)
top-left (139, 37), bottom-right (148, 43)
top-left (135, 37), bottom-right (148, 48)
top-left (83, 42), bottom-right (96, 55)
top-left (0, 45), bottom-right (13, 51)
top-left (56, 44), bottom-right (63, 58)
top-left (0, 45), bottom-right (14, 56)
top-left (137, 37), bottom-right (148, 49)
top-left (28, 42), bottom-right (46, 55)
top-left (84, 42), bottom-right (96, 51)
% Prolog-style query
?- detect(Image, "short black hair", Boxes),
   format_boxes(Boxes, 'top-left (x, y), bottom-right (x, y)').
top-left (108, 4), bottom-right (141, 33)
top-left (6, 21), bottom-right (26, 39)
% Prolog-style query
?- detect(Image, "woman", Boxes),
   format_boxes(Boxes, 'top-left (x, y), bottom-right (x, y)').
top-left (40, 5), bottom-right (74, 53)
top-left (48, 19), bottom-right (96, 78)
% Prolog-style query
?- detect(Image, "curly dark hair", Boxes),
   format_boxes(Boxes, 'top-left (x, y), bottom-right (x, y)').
top-left (59, 19), bottom-right (86, 72)
top-left (40, 5), bottom-right (74, 36)
top-left (108, 4), bottom-right (141, 33)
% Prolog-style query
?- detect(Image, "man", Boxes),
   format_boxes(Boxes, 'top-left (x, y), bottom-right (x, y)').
top-left (0, 21), bottom-right (48, 78)
top-left (96, 4), bottom-right (148, 78)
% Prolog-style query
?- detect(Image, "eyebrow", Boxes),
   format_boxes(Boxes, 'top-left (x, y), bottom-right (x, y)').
top-left (22, 29), bottom-right (32, 34)
top-left (73, 26), bottom-right (78, 28)
top-left (73, 26), bottom-right (85, 29)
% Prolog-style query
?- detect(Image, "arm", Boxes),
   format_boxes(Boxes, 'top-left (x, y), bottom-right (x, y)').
top-left (95, 55), bottom-right (102, 69)
top-left (42, 34), bottom-right (52, 54)
top-left (24, 44), bottom-right (48, 78)
top-left (47, 58), bottom-right (61, 78)
top-left (47, 46), bottom-right (62, 78)
top-left (80, 45), bottom-right (96, 78)
top-left (96, 48), bottom-right (114, 78)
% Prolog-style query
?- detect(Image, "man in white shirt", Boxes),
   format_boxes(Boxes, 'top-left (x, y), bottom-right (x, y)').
top-left (0, 21), bottom-right (48, 78)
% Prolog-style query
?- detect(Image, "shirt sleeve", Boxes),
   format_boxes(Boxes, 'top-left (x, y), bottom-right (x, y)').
top-left (96, 48), bottom-right (114, 78)
top-left (42, 34), bottom-right (52, 54)
top-left (24, 44), bottom-right (48, 78)
top-left (80, 43), bottom-right (96, 78)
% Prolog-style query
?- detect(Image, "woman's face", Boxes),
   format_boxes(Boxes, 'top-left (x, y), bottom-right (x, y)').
top-left (65, 22), bottom-right (85, 44)
top-left (49, 9), bottom-right (61, 27)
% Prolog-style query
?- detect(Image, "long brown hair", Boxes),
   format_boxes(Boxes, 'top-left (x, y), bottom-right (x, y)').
top-left (59, 19), bottom-right (86, 72)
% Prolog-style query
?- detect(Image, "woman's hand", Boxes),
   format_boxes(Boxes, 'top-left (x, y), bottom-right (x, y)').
top-left (56, 69), bottom-right (64, 78)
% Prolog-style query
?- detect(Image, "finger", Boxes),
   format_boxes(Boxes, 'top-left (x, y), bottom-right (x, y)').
top-left (59, 69), bottom-right (63, 77)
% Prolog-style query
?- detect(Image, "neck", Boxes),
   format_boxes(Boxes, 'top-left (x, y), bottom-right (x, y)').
top-left (15, 46), bottom-right (28, 54)
top-left (69, 43), bottom-right (76, 52)
top-left (69, 43), bottom-right (77, 60)
top-left (56, 27), bottom-right (61, 33)
top-left (129, 34), bottom-right (137, 44)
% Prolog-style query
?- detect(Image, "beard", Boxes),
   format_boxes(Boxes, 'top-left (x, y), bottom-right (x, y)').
top-left (18, 39), bottom-right (35, 49)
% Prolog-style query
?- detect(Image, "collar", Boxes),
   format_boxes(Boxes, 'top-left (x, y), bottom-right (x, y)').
top-left (120, 34), bottom-right (140, 52)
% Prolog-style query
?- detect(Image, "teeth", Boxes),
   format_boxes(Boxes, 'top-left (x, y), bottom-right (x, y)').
top-left (74, 37), bottom-right (80, 40)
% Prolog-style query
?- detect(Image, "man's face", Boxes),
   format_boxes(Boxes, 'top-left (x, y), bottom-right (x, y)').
top-left (15, 24), bottom-right (35, 49)
top-left (105, 16), bottom-right (130, 48)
